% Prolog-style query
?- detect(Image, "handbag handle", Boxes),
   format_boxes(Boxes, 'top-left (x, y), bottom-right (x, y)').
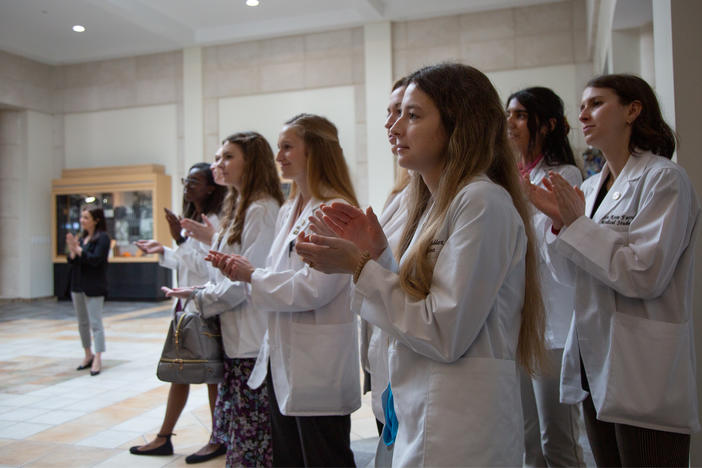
top-left (171, 300), bottom-right (180, 335)
top-left (176, 287), bottom-right (206, 326)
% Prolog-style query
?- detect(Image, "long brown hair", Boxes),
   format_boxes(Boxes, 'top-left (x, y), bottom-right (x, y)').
top-left (587, 74), bottom-right (676, 159)
top-left (284, 114), bottom-right (359, 207)
top-left (389, 77), bottom-right (411, 196)
top-left (396, 63), bottom-right (545, 375)
top-left (218, 132), bottom-right (285, 246)
top-left (81, 205), bottom-right (107, 240)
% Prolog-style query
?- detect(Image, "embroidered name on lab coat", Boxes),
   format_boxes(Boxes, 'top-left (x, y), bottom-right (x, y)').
top-left (428, 239), bottom-right (445, 253)
top-left (600, 214), bottom-right (634, 226)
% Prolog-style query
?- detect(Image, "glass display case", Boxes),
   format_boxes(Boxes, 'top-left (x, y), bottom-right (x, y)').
top-left (52, 164), bottom-right (173, 300)
top-left (56, 190), bottom-right (155, 259)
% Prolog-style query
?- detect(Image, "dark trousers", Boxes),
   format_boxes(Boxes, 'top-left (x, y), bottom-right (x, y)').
top-left (581, 359), bottom-right (690, 467)
top-left (266, 366), bottom-right (356, 467)
top-left (364, 369), bottom-right (384, 437)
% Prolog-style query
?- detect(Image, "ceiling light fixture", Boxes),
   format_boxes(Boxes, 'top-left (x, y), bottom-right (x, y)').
top-left (72, 25), bottom-right (86, 32)
top-left (246, 0), bottom-right (260, 6)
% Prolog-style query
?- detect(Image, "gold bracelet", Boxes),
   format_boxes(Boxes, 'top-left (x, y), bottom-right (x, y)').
top-left (353, 251), bottom-right (372, 284)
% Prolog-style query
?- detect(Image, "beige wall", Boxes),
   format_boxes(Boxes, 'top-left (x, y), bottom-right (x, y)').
top-left (393, 0), bottom-right (589, 78)
top-left (0, 110), bottom-right (54, 299)
top-left (54, 51), bottom-right (184, 178)
top-left (25, 111), bottom-right (55, 298)
top-left (0, 51), bottom-right (53, 114)
top-left (53, 52), bottom-right (183, 114)
top-left (201, 27), bottom-right (367, 197)
top-left (0, 111), bottom-right (25, 298)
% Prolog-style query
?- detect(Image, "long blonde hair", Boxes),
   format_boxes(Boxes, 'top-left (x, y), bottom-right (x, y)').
top-left (285, 113), bottom-right (359, 207)
top-left (218, 132), bottom-right (284, 246)
top-left (396, 63), bottom-right (545, 375)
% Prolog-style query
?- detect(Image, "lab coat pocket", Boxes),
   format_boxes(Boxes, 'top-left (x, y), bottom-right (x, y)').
top-left (423, 357), bottom-right (523, 466)
top-left (604, 311), bottom-right (694, 432)
top-left (288, 321), bottom-right (358, 413)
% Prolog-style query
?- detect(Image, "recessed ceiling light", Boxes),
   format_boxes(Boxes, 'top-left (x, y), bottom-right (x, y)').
top-left (72, 25), bottom-right (86, 32)
top-left (246, 0), bottom-right (260, 6)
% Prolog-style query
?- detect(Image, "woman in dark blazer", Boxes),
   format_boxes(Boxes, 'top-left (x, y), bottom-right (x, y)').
top-left (66, 205), bottom-right (110, 376)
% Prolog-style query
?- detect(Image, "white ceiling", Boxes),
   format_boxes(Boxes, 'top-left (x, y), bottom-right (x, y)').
top-left (0, 0), bottom-right (560, 64)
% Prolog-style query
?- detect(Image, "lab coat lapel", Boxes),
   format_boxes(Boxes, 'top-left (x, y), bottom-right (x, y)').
top-left (268, 197), bottom-right (302, 267)
top-left (529, 159), bottom-right (548, 186)
top-left (591, 154), bottom-right (648, 223)
top-left (274, 195), bottom-right (319, 266)
top-left (285, 196), bottom-right (318, 243)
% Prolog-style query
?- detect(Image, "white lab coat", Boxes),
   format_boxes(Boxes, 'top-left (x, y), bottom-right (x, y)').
top-left (160, 213), bottom-right (220, 313)
top-left (247, 194), bottom-right (361, 416)
top-left (529, 160), bottom-right (582, 349)
top-left (547, 151), bottom-right (701, 434)
top-left (192, 198), bottom-right (279, 359)
top-left (353, 176), bottom-right (526, 466)
top-left (360, 186), bottom-right (410, 424)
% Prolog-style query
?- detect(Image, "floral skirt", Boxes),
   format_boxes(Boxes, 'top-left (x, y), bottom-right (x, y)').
top-left (212, 357), bottom-right (272, 467)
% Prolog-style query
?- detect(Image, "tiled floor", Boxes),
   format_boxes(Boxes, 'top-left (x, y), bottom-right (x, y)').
top-left (0, 299), bottom-right (379, 467)
top-left (0, 299), bottom-right (594, 468)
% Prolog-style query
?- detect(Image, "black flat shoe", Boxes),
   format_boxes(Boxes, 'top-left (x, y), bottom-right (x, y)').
top-left (130, 433), bottom-right (174, 456)
top-left (90, 369), bottom-right (100, 376)
top-left (76, 357), bottom-right (94, 371)
top-left (185, 444), bottom-right (226, 464)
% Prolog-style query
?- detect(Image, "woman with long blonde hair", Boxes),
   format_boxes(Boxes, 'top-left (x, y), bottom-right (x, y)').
top-left (296, 63), bottom-right (546, 466)
top-left (209, 114), bottom-right (361, 467)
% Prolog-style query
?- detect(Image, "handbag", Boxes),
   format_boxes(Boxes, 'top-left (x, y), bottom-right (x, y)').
top-left (156, 302), bottom-right (224, 384)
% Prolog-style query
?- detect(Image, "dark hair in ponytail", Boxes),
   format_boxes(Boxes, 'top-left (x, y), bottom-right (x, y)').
top-left (506, 87), bottom-right (576, 167)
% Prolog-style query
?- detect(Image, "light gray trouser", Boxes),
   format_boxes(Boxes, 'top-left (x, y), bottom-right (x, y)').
top-left (71, 292), bottom-right (106, 353)
top-left (520, 347), bottom-right (584, 467)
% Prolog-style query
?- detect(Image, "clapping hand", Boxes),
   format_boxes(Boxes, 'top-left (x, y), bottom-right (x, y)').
top-left (181, 214), bottom-right (215, 245)
top-left (164, 208), bottom-right (184, 244)
top-left (548, 172), bottom-right (585, 227)
top-left (319, 203), bottom-right (388, 259)
top-left (205, 250), bottom-right (254, 283)
top-left (522, 175), bottom-right (564, 230)
top-left (161, 286), bottom-right (196, 300)
top-left (307, 208), bottom-right (337, 237)
top-left (134, 239), bottom-right (165, 255)
top-left (295, 231), bottom-right (362, 274)
top-left (65, 233), bottom-right (80, 257)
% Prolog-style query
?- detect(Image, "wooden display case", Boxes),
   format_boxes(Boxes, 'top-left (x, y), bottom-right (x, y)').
top-left (52, 164), bottom-right (173, 300)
